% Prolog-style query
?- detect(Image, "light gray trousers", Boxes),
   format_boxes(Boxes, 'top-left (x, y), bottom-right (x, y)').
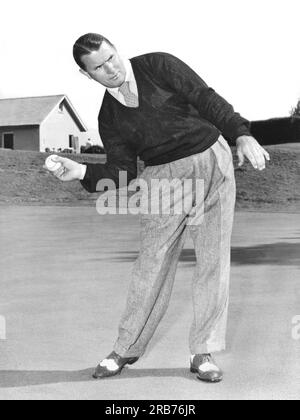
top-left (114, 135), bottom-right (236, 357)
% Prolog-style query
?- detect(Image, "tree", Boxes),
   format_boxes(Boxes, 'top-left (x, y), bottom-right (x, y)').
top-left (290, 99), bottom-right (300, 117)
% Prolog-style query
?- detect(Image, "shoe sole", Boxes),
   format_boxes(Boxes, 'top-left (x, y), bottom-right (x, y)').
top-left (190, 367), bottom-right (223, 383)
top-left (93, 358), bottom-right (139, 379)
top-left (93, 368), bottom-right (123, 380)
top-left (127, 358), bottom-right (139, 365)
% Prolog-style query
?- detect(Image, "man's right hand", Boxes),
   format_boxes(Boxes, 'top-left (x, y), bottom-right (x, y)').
top-left (46, 156), bottom-right (87, 182)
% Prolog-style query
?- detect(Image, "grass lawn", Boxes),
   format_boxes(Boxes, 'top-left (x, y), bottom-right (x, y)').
top-left (0, 144), bottom-right (299, 211)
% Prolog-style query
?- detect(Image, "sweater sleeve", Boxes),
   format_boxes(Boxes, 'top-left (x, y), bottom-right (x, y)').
top-left (80, 106), bottom-right (138, 193)
top-left (150, 53), bottom-right (252, 144)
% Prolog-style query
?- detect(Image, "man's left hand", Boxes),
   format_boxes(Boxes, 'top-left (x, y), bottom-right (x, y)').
top-left (236, 135), bottom-right (270, 171)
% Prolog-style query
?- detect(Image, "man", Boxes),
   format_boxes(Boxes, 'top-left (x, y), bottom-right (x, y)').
top-left (52, 33), bottom-right (270, 383)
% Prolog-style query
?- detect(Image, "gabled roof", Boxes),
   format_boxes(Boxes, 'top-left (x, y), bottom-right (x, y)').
top-left (0, 94), bottom-right (87, 131)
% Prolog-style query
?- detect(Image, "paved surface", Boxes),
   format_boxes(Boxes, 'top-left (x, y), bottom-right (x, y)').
top-left (0, 206), bottom-right (299, 400)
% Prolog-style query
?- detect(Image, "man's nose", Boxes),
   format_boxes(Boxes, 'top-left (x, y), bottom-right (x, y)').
top-left (104, 62), bottom-right (115, 74)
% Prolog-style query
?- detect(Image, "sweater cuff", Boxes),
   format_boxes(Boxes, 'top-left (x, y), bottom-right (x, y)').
top-left (80, 163), bottom-right (96, 193)
top-left (228, 124), bottom-right (252, 144)
top-left (234, 131), bottom-right (252, 143)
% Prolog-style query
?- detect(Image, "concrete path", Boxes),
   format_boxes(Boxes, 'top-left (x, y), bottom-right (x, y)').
top-left (0, 206), bottom-right (299, 400)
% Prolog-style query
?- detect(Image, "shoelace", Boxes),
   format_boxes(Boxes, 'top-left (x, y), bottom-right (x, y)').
top-left (201, 354), bottom-right (213, 364)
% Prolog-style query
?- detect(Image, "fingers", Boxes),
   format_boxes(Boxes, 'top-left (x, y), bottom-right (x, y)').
top-left (52, 156), bottom-right (73, 169)
top-left (45, 155), bottom-right (81, 182)
top-left (52, 156), bottom-right (76, 171)
top-left (52, 156), bottom-right (69, 164)
top-left (252, 145), bottom-right (271, 170)
top-left (237, 140), bottom-right (271, 171)
top-left (262, 148), bottom-right (270, 161)
top-left (247, 151), bottom-right (260, 169)
top-left (237, 149), bottom-right (245, 167)
top-left (53, 166), bottom-right (66, 179)
top-left (251, 147), bottom-right (266, 170)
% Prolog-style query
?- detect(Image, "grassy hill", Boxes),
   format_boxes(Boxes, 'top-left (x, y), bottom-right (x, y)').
top-left (0, 144), bottom-right (299, 211)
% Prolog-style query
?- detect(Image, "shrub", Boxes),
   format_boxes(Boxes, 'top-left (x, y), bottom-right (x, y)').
top-left (83, 145), bottom-right (105, 154)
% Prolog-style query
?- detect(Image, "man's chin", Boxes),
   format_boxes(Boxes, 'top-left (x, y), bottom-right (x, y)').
top-left (111, 73), bottom-right (125, 88)
top-left (105, 82), bottom-right (122, 89)
top-left (102, 74), bottom-right (125, 89)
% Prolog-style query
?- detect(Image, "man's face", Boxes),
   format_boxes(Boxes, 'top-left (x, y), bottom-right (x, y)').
top-left (81, 42), bottom-right (126, 88)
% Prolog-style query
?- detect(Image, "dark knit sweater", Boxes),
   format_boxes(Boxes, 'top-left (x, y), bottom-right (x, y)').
top-left (81, 52), bottom-right (251, 193)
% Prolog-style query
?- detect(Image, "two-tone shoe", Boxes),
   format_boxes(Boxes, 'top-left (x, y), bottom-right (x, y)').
top-left (190, 354), bottom-right (223, 383)
top-left (93, 351), bottom-right (139, 379)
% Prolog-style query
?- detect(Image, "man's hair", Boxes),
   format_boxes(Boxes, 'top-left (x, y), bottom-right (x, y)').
top-left (73, 33), bottom-right (115, 70)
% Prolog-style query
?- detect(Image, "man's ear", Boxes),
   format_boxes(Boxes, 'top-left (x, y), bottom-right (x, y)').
top-left (79, 68), bottom-right (92, 79)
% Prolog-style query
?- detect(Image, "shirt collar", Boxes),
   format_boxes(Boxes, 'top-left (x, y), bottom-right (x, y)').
top-left (107, 58), bottom-right (134, 95)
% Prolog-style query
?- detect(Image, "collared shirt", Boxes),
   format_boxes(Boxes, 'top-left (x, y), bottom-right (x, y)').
top-left (107, 58), bottom-right (138, 106)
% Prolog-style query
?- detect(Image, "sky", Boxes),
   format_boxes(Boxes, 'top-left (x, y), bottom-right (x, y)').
top-left (0, 0), bottom-right (299, 144)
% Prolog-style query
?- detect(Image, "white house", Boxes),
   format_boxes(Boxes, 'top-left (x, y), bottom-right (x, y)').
top-left (0, 95), bottom-right (88, 152)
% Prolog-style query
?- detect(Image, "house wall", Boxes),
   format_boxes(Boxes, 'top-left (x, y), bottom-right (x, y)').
top-left (0, 126), bottom-right (40, 151)
top-left (40, 102), bottom-right (85, 152)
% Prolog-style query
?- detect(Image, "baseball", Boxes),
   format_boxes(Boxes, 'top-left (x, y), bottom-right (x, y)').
top-left (45, 155), bottom-right (62, 172)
